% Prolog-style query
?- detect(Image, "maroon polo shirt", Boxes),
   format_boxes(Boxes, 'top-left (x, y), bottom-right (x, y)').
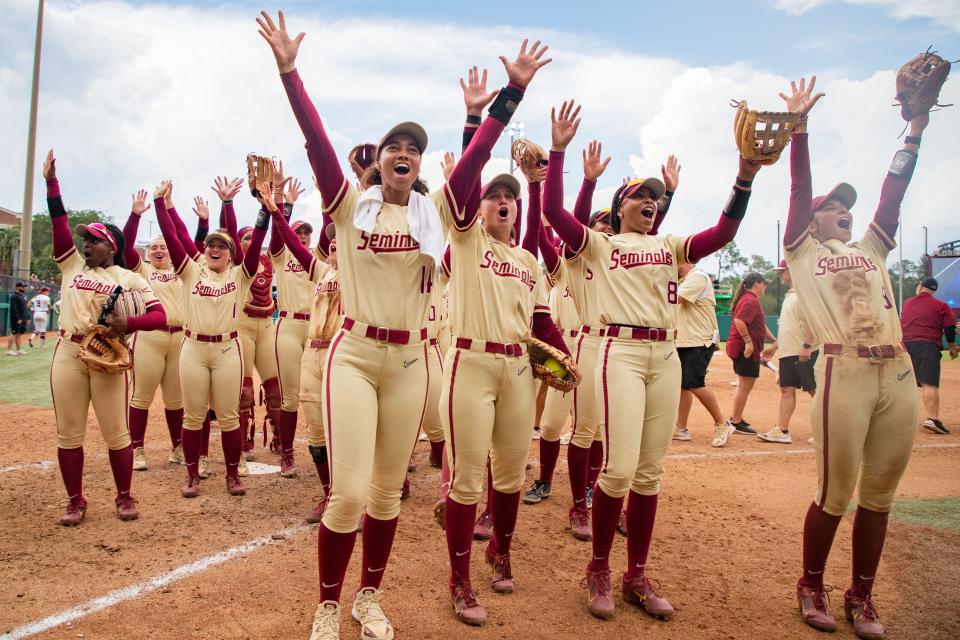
top-left (901, 291), bottom-right (956, 345)
top-left (726, 290), bottom-right (765, 361)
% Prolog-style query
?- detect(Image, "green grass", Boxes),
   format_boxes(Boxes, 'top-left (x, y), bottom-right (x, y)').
top-left (849, 497), bottom-right (960, 531)
top-left (0, 343), bottom-right (54, 407)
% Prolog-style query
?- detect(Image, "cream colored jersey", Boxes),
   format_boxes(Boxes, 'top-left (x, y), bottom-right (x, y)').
top-left (134, 261), bottom-right (185, 327)
top-left (272, 246), bottom-right (325, 313)
top-left (427, 269), bottom-right (449, 341)
top-left (563, 253), bottom-right (603, 328)
top-left (447, 220), bottom-right (548, 344)
top-left (676, 268), bottom-right (718, 348)
top-left (546, 261), bottom-right (582, 331)
top-left (785, 227), bottom-right (900, 347)
top-left (577, 229), bottom-right (688, 329)
top-left (55, 248), bottom-right (158, 335)
top-left (777, 289), bottom-right (819, 358)
top-left (305, 266), bottom-right (342, 344)
top-left (325, 181), bottom-right (455, 331)
top-left (177, 259), bottom-right (253, 336)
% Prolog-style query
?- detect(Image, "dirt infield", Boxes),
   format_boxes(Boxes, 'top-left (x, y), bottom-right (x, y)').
top-left (1, 353), bottom-right (958, 639)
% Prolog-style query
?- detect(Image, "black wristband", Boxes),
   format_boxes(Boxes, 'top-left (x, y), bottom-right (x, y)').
top-left (735, 177), bottom-right (753, 190)
top-left (905, 135), bottom-right (922, 146)
top-left (255, 209), bottom-right (270, 230)
top-left (48, 196), bottom-right (68, 219)
top-left (283, 202), bottom-right (293, 220)
top-left (465, 114), bottom-right (481, 125)
top-left (488, 84), bottom-right (524, 125)
top-left (722, 186), bottom-right (751, 220)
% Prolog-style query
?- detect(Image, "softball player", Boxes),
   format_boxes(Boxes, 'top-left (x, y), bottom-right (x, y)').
top-left (43, 150), bottom-right (168, 526)
top-left (28, 286), bottom-right (52, 349)
top-left (122, 190), bottom-right (187, 470)
top-left (543, 101), bottom-right (762, 621)
top-left (260, 11), bottom-right (547, 637)
top-left (153, 178), bottom-right (271, 499)
top-left (782, 78), bottom-right (926, 640)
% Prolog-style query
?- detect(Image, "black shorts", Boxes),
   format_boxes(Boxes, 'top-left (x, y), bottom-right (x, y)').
top-left (9, 322), bottom-right (26, 335)
top-left (905, 340), bottom-right (941, 387)
top-left (779, 351), bottom-right (819, 392)
top-left (678, 345), bottom-right (716, 390)
top-left (732, 354), bottom-right (760, 378)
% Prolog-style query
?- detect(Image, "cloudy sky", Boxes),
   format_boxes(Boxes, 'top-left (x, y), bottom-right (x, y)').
top-left (2, 0), bottom-right (959, 271)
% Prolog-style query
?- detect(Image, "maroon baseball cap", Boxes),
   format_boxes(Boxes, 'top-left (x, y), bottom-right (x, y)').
top-left (238, 226), bottom-right (253, 240)
top-left (75, 222), bottom-right (117, 252)
top-left (812, 182), bottom-right (857, 213)
top-left (291, 220), bottom-right (313, 234)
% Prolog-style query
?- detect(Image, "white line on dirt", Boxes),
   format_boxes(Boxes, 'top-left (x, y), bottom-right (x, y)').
top-left (0, 461), bottom-right (54, 473)
top-left (666, 442), bottom-right (959, 461)
top-left (0, 524), bottom-right (310, 640)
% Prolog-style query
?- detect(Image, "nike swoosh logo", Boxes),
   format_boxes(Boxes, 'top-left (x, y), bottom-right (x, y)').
top-left (321, 581), bottom-right (340, 588)
top-left (664, 351), bottom-right (674, 360)
top-left (403, 358), bottom-right (419, 368)
top-left (808, 570), bottom-right (824, 575)
top-left (897, 370), bottom-right (911, 381)
top-left (455, 550), bottom-right (470, 557)
top-left (518, 366), bottom-right (528, 376)
top-left (221, 346), bottom-right (231, 353)
top-left (366, 567), bottom-right (385, 573)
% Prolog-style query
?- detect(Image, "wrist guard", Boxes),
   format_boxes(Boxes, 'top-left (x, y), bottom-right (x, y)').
top-left (488, 84), bottom-right (524, 125)
top-left (722, 185), bottom-right (751, 220)
top-left (255, 208), bottom-right (270, 230)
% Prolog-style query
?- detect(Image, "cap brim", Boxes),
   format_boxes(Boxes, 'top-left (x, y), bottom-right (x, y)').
top-left (623, 178), bottom-right (666, 202)
top-left (292, 221), bottom-right (314, 234)
top-left (480, 174), bottom-right (522, 199)
top-left (378, 121), bottom-right (428, 155)
top-left (813, 182), bottom-right (857, 212)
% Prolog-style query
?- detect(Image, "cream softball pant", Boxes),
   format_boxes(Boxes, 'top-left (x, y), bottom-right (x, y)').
top-left (179, 336), bottom-right (243, 432)
top-left (130, 329), bottom-right (183, 411)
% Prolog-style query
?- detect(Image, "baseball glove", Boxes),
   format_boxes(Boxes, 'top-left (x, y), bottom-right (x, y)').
top-left (529, 338), bottom-right (579, 393)
top-left (246, 154), bottom-right (275, 199)
top-left (348, 143), bottom-right (378, 182)
top-left (511, 138), bottom-right (548, 183)
top-left (894, 49), bottom-right (953, 121)
top-left (110, 290), bottom-right (147, 324)
top-left (77, 325), bottom-right (132, 375)
top-left (732, 100), bottom-right (803, 166)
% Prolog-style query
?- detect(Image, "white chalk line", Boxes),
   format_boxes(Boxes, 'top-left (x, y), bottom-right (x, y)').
top-left (666, 442), bottom-right (959, 461)
top-left (0, 524), bottom-right (310, 640)
top-left (0, 461), bottom-right (54, 473)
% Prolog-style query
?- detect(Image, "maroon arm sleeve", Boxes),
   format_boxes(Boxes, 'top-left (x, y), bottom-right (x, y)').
top-left (521, 185), bottom-right (539, 255)
top-left (317, 213), bottom-right (333, 258)
top-left (538, 229), bottom-right (560, 275)
top-left (153, 198), bottom-right (189, 272)
top-left (46, 178), bottom-right (77, 260)
top-left (514, 197), bottom-right (524, 246)
top-left (194, 218), bottom-right (208, 254)
top-left (271, 208), bottom-right (317, 272)
top-left (122, 212), bottom-right (143, 270)
top-left (686, 213), bottom-right (742, 264)
top-left (649, 190), bottom-right (673, 236)
top-left (126, 303), bottom-right (167, 332)
top-left (784, 133), bottom-right (813, 248)
top-left (220, 201), bottom-right (244, 263)
top-left (442, 244), bottom-right (451, 277)
top-left (532, 311), bottom-right (571, 356)
top-left (871, 171), bottom-right (913, 243)
top-left (280, 70), bottom-right (347, 207)
top-left (573, 178), bottom-right (596, 225)
top-left (542, 150), bottom-right (588, 252)
top-left (269, 203), bottom-right (292, 256)
top-left (243, 224), bottom-right (268, 278)
top-left (168, 206), bottom-right (201, 261)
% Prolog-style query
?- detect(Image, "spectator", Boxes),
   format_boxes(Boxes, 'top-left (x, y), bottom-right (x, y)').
top-left (901, 277), bottom-right (958, 434)
top-left (6, 282), bottom-right (29, 356)
top-left (28, 286), bottom-right (53, 350)
top-left (722, 272), bottom-right (776, 443)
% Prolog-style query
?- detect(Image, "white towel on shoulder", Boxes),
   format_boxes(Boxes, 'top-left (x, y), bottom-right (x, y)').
top-left (354, 185), bottom-right (445, 266)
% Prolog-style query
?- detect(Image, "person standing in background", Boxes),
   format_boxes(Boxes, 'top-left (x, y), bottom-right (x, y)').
top-left (6, 282), bottom-right (28, 355)
top-left (28, 286), bottom-right (53, 349)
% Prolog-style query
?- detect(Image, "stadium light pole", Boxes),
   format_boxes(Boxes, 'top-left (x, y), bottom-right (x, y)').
top-left (507, 122), bottom-right (525, 174)
top-left (18, 0), bottom-right (44, 281)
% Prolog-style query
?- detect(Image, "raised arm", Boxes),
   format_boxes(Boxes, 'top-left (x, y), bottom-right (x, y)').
top-left (685, 157), bottom-right (761, 263)
top-left (152, 182), bottom-right (189, 272)
top-left (123, 189), bottom-right (152, 270)
top-left (42, 150), bottom-right (77, 261)
top-left (577, 140), bottom-right (609, 224)
top-left (212, 176), bottom-right (244, 263)
top-left (271, 173), bottom-right (304, 256)
top-left (164, 184), bottom-right (201, 261)
top-left (541, 101), bottom-right (588, 251)
top-left (270, 206), bottom-right (317, 273)
top-left (521, 180), bottom-right (541, 255)
top-left (872, 114), bottom-right (926, 242)
top-left (651, 155), bottom-right (681, 236)
top-left (244, 201), bottom-right (273, 278)
top-left (317, 213), bottom-right (333, 258)
top-left (779, 77), bottom-right (825, 248)
top-left (191, 196), bottom-right (210, 255)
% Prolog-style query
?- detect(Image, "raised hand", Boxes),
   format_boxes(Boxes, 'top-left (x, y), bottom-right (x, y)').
top-left (779, 76), bottom-right (825, 117)
top-left (285, 177), bottom-right (305, 204)
top-left (441, 152), bottom-right (456, 182)
top-left (551, 100), bottom-right (582, 152)
top-left (42, 149), bottom-right (56, 180)
top-left (163, 179), bottom-right (174, 208)
top-left (272, 160), bottom-right (290, 204)
top-left (582, 140), bottom-right (611, 182)
top-left (192, 196), bottom-right (210, 221)
top-left (256, 10), bottom-right (304, 74)
top-left (498, 38), bottom-right (552, 88)
top-left (460, 66), bottom-right (499, 116)
top-left (661, 155), bottom-right (681, 192)
top-left (153, 180), bottom-right (171, 201)
top-left (212, 176), bottom-right (243, 202)
top-left (131, 189), bottom-right (151, 215)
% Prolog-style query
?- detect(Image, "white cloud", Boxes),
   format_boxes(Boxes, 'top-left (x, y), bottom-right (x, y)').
top-left (773, 0), bottom-right (960, 30)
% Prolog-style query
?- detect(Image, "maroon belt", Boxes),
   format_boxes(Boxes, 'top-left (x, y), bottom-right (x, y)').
top-left (165, 325), bottom-right (183, 333)
top-left (605, 325), bottom-right (676, 341)
top-left (310, 339), bottom-right (331, 349)
top-left (279, 311), bottom-right (311, 321)
top-left (564, 329), bottom-right (580, 338)
top-left (185, 330), bottom-right (238, 343)
top-left (60, 330), bottom-right (85, 344)
top-left (429, 338), bottom-right (439, 347)
top-left (823, 343), bottom-right (902, 359)
top-left (455, 337), bottom-right (525, 357)
top-left (580, 325), bottom-right (606, 337)
top-left (342, 317), bottom-right (427, 345)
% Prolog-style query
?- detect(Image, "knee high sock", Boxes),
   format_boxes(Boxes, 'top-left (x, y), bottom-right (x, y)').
top-left (128, 407), bottom-right (148, 449)
top-left (491, 489), bottom-right (521, 555)
top-left (318, 523), bottom-right (358, 603)
top-left (588, 487), bottom-right (625, 573)
top-left (359, 515), bottom-right (399, 590)
top-left (624, 491), bottom-right (658, 579)
top-left (587, 439), bottom-right (604, 487)
top-left (309, 445), bottom-right (330, 495)
top-left (802, 501), bottom-right (843, 588)
top-left (200, 416), bottom-right (210, 457)
top-left (444, 497), bottom-right (477, 586)
top-left (107, 446), bottom-right (133, 496)
top-left (181, 428), bottom-right (202, 478)
top-left (57, 447), bottom-right (84, 498)
top-left (851, 506), bottom-right (889, 596)
top-left (163, 408), bottom-right (183, 448)
top-left (280, 410), bottom-right (298, 455)
top-left (538, 438), bottom-right (561, 485)
top-left (567, 443), bottom-right (590, 512)
top-left (430, 440), bottom-right (444, 463)
top-left (221, 428), bottom-right (243, 476)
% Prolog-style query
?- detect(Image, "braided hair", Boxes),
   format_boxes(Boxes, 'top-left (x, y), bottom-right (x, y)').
top-left (102, 222), bottom-right (126, 269)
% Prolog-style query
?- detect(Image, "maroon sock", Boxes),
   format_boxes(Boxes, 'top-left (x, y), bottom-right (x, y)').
top-left (107, 446), bottom-right (134, 496)
top-left (444, 497), bottom-right (477, 586)
top-left (491, 489), bottom-right (521, 555)
top-left (128, 407), bottom-right (148, 449)
top-left (802, 501), bottom-right (843, 587)
top-left (625, 491), bottom-right (658, 579)
top-left (430, 440), bottom-right (444, 463)
top-left (181, 428), bottom-right (202, 478)
top-left (280, 410), bottom-right (298, 454)
top-left (851, 506), bottom-right (889, 596)
top-left (318, 523), bottom-right (358, 603)
top-left (164, 408), bottom-right (183, 448)
top-left (538, 438), bottom-right (561, 485)
top-left (200, 417), bottom-right (210, 457)
top-left (587, 439), bottom-right (604, 487)
top-left (221, 428), bottom-right (243, 476)
top-left (359, 515), bottom-right (399, 590)
top-left (57, 447), bottom-right (84, 498)
top-left (567, 443), bottom-right (590, 512)
top-left (589, 487), bottom-right (625, 572)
